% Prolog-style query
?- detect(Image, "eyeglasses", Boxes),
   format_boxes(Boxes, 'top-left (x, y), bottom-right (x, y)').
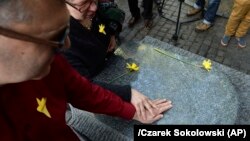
top-left (0, 25), bottom-right (69, 49)
top-left (66, 0), bottom-right (97, 13)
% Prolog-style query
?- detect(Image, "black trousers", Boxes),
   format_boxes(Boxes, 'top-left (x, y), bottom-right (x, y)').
top-left (128, 0), bottom-right (153, 19)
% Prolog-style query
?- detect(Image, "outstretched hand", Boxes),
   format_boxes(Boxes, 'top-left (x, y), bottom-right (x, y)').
top-left (132, 99), bottom-right (172, 124)
top-left (131, 89), bottom-right (158, 120)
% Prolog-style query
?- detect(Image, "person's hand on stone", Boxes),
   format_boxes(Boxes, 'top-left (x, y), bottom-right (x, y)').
top-left (131, 89), bottom-right (157, 120)
top-left (132, 99), bottom-right (172, 124)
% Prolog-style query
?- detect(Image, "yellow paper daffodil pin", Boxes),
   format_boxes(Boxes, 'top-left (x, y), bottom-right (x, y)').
top-left (202, 59), bottom-right (212, 71)
top-left (36, 97), bottom-right (51, 118)
top-left (99, 24), bottom-right (106, 35)
top-left (126, 63), bottom-right (139, 72)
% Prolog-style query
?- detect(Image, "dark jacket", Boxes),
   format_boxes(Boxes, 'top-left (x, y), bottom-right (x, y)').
top-left (63, 16), bottom-right (131, 102)
top-left (64, 16), bottom-right (111, 78)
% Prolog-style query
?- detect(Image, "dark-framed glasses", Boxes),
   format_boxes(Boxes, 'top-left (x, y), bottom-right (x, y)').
top-left (0, 25), bottom-right (69, 48)
top-left (65, 0), bottom-right (97, 13)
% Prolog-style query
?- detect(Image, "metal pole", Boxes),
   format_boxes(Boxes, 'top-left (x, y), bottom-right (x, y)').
top-left (172, 0), bottom-right (184, 41)
top-left (158, 0), bottom-right (166, 16)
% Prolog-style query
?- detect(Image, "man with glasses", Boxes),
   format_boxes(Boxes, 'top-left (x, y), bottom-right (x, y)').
top-left (0, 0), bottom-right (172, 140)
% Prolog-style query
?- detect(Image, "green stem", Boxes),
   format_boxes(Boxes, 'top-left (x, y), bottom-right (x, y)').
top-left (154, 48), bottom-right (199, 68)
top-left (108, 71), bottom-right (129, 83)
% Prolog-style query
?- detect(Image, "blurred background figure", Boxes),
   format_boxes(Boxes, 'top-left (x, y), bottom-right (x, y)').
top-left (187, 0), bottom-right (221, 32)
top-left (221, 0), bottom-right (250, 48)
top-left (127, 0), bottom-right (154, 28)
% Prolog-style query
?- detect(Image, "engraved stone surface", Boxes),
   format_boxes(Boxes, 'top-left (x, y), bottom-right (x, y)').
top-left (91, 36), bottom-right (250, 139)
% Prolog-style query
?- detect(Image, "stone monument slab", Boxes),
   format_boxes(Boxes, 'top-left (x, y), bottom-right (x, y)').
top-left (90, 36), bottom-right (250, 139)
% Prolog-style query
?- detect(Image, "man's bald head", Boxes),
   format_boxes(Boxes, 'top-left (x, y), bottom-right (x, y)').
top-left (0, 0), bottom-right (70, 84)
top-left (0, 0), bottom-right (66, 28)
top-left (0, 0), bottom-right (30, 27)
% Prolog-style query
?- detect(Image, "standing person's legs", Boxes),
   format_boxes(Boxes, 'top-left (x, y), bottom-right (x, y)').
top-left (234, 1), bottom-right (250, 38)
top-left (235, 4), bottom-right (250, 48)
top-left (128, 0), bottom-right (141, 27)
top-left (203, 0), bottom-right (221, 24)
top-left (142, 0), bottom-right (153, 19)
top-left (222, 0), bottom-right (250, 47)
top-left (142, 0), bottom-right (153, 28)
top-left (128, 0), bottom-right (140, 18)
top-left (195, 0), bottom-right (221, 32)
top-left (224, 0), bottom-right (243, 36)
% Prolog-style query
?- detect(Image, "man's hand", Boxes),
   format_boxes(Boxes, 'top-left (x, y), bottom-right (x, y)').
top-left (131, 89), bottom-right (157, 120)
top-left (107, 36), bottom-right (117, 52)
top-left (132, 99), bottom-right (172, 124)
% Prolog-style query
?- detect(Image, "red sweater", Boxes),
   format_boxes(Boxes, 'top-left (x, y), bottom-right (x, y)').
top-left (0, 55), bottom-right (136, 141)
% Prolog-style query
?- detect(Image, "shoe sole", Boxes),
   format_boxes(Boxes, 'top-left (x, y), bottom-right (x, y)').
top-left (144, 22), bottom-right (153, 29)
top-left (186, 10), bottom-right (202, 17)
top-left (128, 17), bottom-right (141, 28)
top-left (128, 21), bottom-right (139, 28)
top-left (195, 24), bottom-right (213, 33)
top-left (195, 27), bottom-right (210, 32)
top-left (220, 38), bottom-right (231, 47)
top-left (237, 45), bottom-right (246, 48)
top-left (220, 40), bottom-right (228, 47)
top-left (236, 38), bottom-right (246, 48)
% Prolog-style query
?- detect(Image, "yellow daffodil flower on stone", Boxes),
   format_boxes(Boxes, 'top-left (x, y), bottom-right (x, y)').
top-left (99, 24), bottom-right (106, 35)
top-left (126, 63), bottom-right (139, 72)
top-left (202, 59), bottom-right (212, 71)
top-left (36, 97), bottom-right (51, 118)
top-left (108, 62), bottom-right (140, 83)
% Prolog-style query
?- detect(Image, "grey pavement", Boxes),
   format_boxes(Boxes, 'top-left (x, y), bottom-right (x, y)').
top-left (116, 0), bottom-right (250, 74)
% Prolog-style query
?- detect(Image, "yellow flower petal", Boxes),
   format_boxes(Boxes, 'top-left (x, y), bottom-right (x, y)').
top-left (36, 97), bottom-right (51, 118)
top-left (99, 24), bottom-right (106, 35)
top-left (202, 59), bottom-right (212, 71)
top-left (126, 63), bottom-right (139, 71)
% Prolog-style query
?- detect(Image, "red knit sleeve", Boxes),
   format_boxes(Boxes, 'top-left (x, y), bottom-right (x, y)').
top-left (55, 55), bottom-right (136, 120)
